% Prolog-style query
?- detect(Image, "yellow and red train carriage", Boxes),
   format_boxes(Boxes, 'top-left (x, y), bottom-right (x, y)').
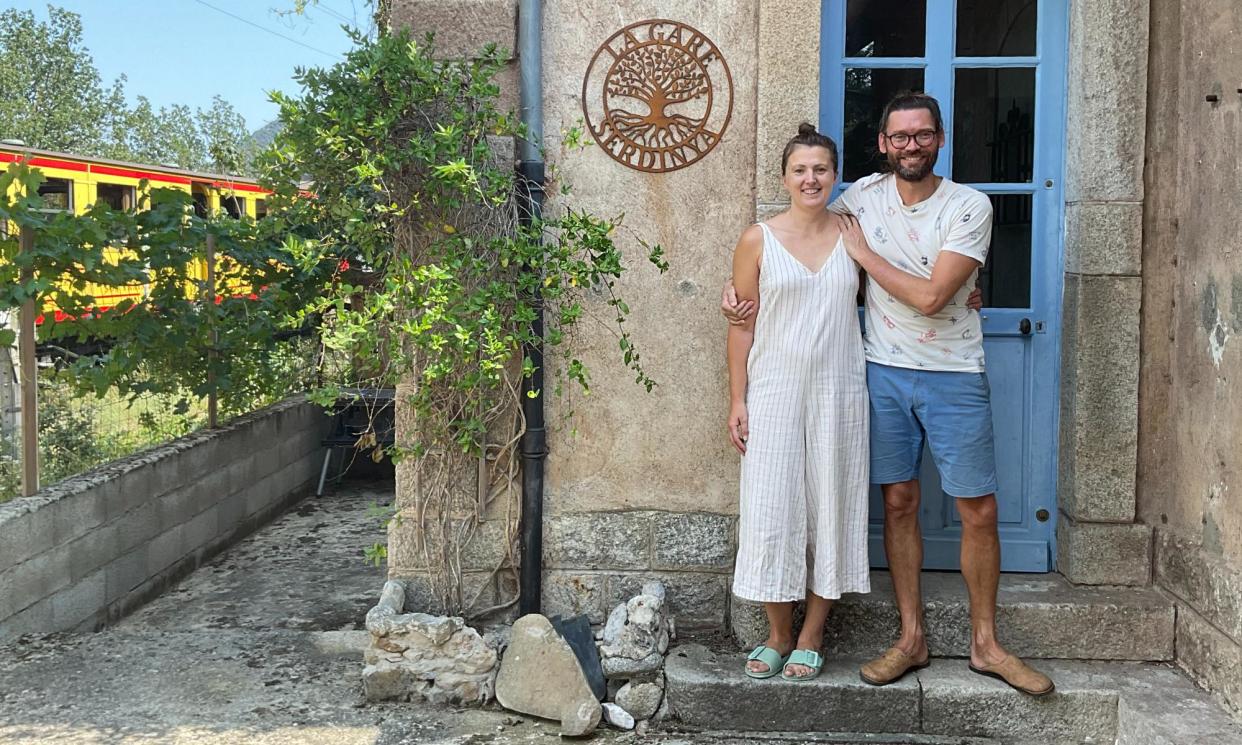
top-left (0, 142), bottom-right (270, 321)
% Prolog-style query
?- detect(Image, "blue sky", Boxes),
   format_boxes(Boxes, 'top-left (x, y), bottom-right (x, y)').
top-left (9, 0), bottom-right (364, 131)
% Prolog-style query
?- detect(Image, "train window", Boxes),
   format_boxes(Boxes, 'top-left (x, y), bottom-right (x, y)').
top-left (221, 195), bottom-right (245, 219)
top-left (255, 199), bottom-right (267, 219)
top-left (37, 178), bottom-right (73, 212)
top-left (96, 183), bottom-right (135, 211)
top-left (191, 184), bottom-right (210, 217)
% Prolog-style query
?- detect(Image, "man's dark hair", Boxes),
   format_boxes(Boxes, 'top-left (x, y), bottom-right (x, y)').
top-left (781, 122), bottom-right (839, 174)
top-left (878, 91), bottom-right (944, 133)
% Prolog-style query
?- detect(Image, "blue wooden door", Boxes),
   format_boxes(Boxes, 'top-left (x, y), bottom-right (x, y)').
top-left (821, 0), bottom-right (1067, 571)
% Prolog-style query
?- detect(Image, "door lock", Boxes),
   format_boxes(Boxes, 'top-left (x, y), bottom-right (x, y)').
top-left (1019, 318), bottom-right (1032, 335)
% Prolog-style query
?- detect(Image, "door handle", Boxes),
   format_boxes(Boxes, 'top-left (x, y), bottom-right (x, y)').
top-left (1019, 318), bottom-right (1032, 335)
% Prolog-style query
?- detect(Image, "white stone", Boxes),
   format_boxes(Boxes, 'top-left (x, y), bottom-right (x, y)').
top-left (602, 702), bottom-right (635, 730)
top-left (602, 602), bottom-right (627, 643)
top-left (641, 581), bottom-right (666, 602)
top-left (601, 651), bottom-right (663, 679)
top-left (616, 675), bottom-right (664, 720)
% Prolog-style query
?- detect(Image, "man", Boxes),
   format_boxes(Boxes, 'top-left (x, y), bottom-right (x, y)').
top-left (724, 92), bottom-right (1053, 696)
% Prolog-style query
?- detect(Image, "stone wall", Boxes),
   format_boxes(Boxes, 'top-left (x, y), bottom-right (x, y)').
top-left (1055, 0), bottom-right (1153, 586)
top-left (1138, 0), bottom-right (1242, 715)
top-left (0, 398), bottom-right (331, 643)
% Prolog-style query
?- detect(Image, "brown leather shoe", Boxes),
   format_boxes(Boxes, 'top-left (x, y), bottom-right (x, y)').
top-left (859, 646), bottom-right (930, 686)
top-left (968, 655), bottom-right (1055, 696)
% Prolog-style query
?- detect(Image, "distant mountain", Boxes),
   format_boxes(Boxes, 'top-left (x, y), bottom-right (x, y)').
top-left (252, 120), bottom-right (284, 149)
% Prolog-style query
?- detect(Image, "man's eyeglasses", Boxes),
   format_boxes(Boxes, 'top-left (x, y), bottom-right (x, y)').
top-left (882, 129), bottom-right (939, 148)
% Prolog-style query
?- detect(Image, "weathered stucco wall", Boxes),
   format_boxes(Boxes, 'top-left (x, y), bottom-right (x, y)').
top-left (541, 2), bottom-right (756, 518)
top-left (1138, 0), bottom-right (1242, 714)
top-left (540, 0), bottom-right (759, 627)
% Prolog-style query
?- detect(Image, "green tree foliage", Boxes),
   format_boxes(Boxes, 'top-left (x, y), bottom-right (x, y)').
top-left (0, 165), bottom-right (329, 416)
top-left (0, 5), bottom-right (259, 174)
top-left (261, 31), bottom-right (666, 610)
top-left (0, 6), bottom-right (122, 153)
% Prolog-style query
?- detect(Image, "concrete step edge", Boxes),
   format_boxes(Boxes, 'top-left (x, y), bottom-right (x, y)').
top-left (665, 644), bottom-right (1242, 744)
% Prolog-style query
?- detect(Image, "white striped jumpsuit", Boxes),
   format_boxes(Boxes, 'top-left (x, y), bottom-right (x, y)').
top-left (732, 223), bottom-right (871, 602)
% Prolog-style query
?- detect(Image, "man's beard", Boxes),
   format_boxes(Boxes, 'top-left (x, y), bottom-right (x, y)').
top-left (889, 148), bottom-right (938, 181)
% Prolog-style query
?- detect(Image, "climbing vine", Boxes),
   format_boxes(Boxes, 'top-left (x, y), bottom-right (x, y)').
top-left (261, 31), bottom-right (666, 616)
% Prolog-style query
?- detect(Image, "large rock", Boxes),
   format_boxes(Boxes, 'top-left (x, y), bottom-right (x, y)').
top-left (362, 580), bottom-right (498, 704)
top-left (495, 614), bottom-right (602, 736)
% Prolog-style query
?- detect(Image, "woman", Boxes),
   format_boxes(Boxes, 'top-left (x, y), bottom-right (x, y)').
top-left (727, 124), bottom-right (870, 681)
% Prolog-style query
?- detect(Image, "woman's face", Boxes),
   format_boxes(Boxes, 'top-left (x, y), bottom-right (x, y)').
top-left (782, 145), bottom-right (836, 210)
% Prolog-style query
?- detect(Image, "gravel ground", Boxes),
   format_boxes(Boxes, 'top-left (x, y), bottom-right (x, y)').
top-left (0, 482), bottom-right (994, 745)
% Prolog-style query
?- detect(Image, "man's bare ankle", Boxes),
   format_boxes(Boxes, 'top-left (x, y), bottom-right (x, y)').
top-left (896, 636), bottom-right (927, 658)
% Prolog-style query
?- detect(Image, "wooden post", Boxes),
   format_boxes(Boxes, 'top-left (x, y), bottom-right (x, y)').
top-left (205, 233), bottom-right (218, 429)
top-left (18, 225), bottom-right (38, 496)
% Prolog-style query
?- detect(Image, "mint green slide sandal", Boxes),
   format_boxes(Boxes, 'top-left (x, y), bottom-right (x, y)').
top-left (745, 645), bottom-right (790, 679)
top-left (782, 649), bottom-right (824, 681)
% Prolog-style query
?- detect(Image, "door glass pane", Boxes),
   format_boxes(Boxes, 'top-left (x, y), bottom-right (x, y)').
top-left (846, 0), bottom-right (926, 57)
top-left (978, 193), bottom-right (1031, 308)
top-left (843, 67), bottom-right (924, 182)
top-left (953, 67), bottom-right (1035, 183)
top-left (957, 0), bottom-right (1037, 56)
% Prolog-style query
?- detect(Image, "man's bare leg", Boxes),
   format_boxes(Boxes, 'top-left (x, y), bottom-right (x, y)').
top-left (861, 479), bottom-right (931, 685)
top-left (956, 495), bottom-right (1008, 666)
top-left (884, 479), bottom-right (928, 659)
top-left (747, 602), bottom-right (795, 675)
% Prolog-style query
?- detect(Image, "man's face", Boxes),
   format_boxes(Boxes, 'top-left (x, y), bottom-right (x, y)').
top-left (878, 108), bottom-right (944, 182)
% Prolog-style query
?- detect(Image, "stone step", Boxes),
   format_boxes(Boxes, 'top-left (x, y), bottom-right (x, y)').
top-left (664, 644), bottom-right (1242, 745)
top-left (730, 571), bottom-right (1175, 661)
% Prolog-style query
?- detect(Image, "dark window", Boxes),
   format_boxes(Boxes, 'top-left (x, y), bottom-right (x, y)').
top-left (221, 195), bottom-right (245, 219)
top-left (96, 183), bottom-right (135, 211)
top-left (976, 193), bottom-right (1032, 308)
top-left (255, 199), bottom-right (267, 219)
top-left (846, 0), bottom-right (926, 57)
top-left (37, 178), bottom-right (73, 212)
top-left (952, 67), bottom-right (1036, 183)
top-left (957, 0), bottom-right (1037, 57)
top-left (191, 185), bottom-right (210, 218)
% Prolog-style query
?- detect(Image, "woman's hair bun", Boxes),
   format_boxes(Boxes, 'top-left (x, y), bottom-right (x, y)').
top-left (797, 122), bottom-right (818, 137)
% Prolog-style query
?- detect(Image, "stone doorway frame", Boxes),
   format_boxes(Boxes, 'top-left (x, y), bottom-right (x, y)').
top-left (753, 0), bottom-right (1152, 586)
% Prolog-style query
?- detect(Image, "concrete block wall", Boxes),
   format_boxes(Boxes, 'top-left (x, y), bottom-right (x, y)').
top-left (0, 397), bottom-right (331, 643)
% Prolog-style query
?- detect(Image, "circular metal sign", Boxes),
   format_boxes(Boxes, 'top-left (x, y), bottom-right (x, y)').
top-left (582, 19), bottom-right (734, 173)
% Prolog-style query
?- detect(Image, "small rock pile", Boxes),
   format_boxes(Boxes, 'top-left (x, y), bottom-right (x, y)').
top-left (597, 582), bottom-right (675, 729)
top-left (362, 580), bottom-right (498, 705)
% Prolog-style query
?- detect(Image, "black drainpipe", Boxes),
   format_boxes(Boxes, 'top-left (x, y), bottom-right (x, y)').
top-left (516, 0), bottom-right (545, 617)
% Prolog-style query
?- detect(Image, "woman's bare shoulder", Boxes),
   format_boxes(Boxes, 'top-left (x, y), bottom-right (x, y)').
top-left (735, 223), bottom-right (764, 253)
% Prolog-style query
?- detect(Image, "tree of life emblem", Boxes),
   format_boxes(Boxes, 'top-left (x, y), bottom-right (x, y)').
top-left (582, 19), bottom-right (733, 173)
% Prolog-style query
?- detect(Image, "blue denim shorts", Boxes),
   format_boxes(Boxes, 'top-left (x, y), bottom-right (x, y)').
top-left (866, 362), bottom-right (998, 498)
